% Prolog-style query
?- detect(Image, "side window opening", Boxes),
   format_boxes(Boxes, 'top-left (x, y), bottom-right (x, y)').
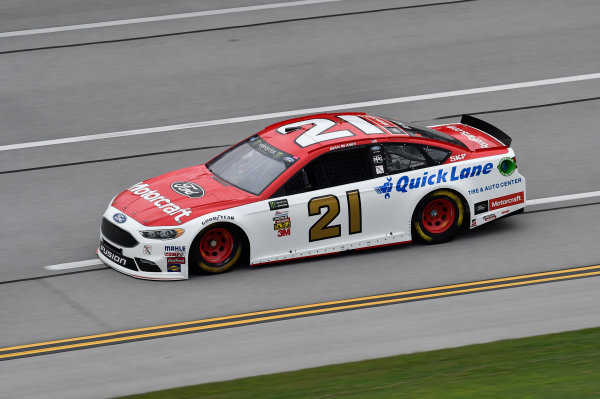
top-left (422, 146), bottom-right (451, 164)
top-left (277, 146), bottom-right (373, 196)
top-left (384, 144), bottom-right (428, 174)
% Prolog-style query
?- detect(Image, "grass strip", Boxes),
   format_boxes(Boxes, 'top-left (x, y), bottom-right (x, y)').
top-left (119, 327), bottom-right (600, 398)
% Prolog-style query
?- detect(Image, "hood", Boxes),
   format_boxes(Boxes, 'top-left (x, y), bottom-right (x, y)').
top-left (430, 123), bottom-right (505, 151)
top-left (111, 165), bottom-right (257, 226)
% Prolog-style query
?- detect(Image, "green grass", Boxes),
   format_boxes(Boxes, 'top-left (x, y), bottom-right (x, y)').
top-left (119, 327), bottom-right (600, 398)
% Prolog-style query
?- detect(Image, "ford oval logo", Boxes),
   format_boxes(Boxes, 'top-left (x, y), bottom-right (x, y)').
top-left (171, 182), bottom-right (205, 198)
top-left (113, 213), bottom-right (127, 224)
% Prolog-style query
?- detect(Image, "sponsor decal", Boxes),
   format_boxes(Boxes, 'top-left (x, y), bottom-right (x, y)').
top-left (467, 177), bottom-right (523, 195)
top-left (375, 165), bottom-right (384, 175)
top-left (371, 145), bottom-right (382, 151)
top-left (273, 212), bottom-right (291, 236)
top-left (170, 181), bottom-right (205, 198)
top-left (164, 245), bottom-right (185, 257)
top-left (113, 213), bottom-right (127, 224)
top-left (483, 214), bottom-right (496, 222)
top-left (143, 245), bottom-right (152, 255)
top-left (329, 142), bottom-right (356, 151)
top-left (501, 209), bottom-right (510, 215)
top-left (375, 163), bottom-right (493, 199)
top-left (248, 136), bottom-right (291, 161)
top-left (269, 199), bottom-right (289, 210)
top-left (127, 182), bottom-right (192, 223)
top-left (471, 219), bottom-right (477, 227)
top-left (446, 125), bottom-right (489, 148)
top-left (374, 176), bottom-right (393, 199)
top-left (164, 252), bottom-right (185, 257)
top-left (283, 156), bottom-right (295, 163)
top-left (474, 200), bottom-right (488, 215)
top-left (167, 254), bottom-right (185, 272)
top-left (277, 229), bottom-right (291, 237)
top-left (373, 155), bottom-right (383, 163)
top-left (449, 154), bottom-right (466, 162)
top-left (202, 215), bottom-right (235, 225)
top-left (489, 191), bottom-right (524, 211)
top-left (497, 157), bottom-right (517, 177)
top-left (167, 263), bottom-right (181, 272)
top-left (273, 211), bottom-right (291, 236)
top-left (165, 245), bottom-right (185, 251)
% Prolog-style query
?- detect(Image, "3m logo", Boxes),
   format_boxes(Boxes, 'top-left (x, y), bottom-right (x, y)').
top-left (489, 191), bottom-right (525, 211)
top-left (277, 228), bottom-right (291, 237)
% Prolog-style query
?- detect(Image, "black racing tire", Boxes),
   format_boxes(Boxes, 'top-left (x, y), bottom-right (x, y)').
top-left (190, 224), bottom-right (243, 274)
top-left (412, 190), bottom-right (466, 244)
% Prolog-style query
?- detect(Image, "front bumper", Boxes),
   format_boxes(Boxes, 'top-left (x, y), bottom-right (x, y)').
top-left (98, 206), bottom-right (189, 280)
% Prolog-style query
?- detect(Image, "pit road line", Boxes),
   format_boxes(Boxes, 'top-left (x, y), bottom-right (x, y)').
top-left (2, 72), bottom-right (600, 152)
top-left (0, 0), bottom-right (348, 38)
top-left (41, 190), bottom-right (600, 272)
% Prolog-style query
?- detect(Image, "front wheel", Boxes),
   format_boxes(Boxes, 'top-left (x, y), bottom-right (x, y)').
top-left (191, 225), bottom-right (243, 274)
top-left (412, 190), bottom-right (465, 244)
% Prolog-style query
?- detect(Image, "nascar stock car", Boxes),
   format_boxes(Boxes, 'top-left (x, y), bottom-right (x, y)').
top-left (98, 113), bottom-right (526, 280)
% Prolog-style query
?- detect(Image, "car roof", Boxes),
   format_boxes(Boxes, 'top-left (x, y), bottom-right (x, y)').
top-left (256, 112), bottom-right (460, 158)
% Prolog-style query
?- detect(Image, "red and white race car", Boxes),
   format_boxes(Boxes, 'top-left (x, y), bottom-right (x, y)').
top-left (98, 113), bottom-right (526, 280)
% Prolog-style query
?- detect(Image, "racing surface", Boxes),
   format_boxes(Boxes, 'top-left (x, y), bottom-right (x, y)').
top-left (1, 0), bottom-right (600, 397)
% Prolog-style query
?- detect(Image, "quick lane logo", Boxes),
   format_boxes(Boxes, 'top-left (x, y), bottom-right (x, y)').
top-left (374, 177), bottom-right (393, 199)
top-left (128, 183), bottom-right (192, 223)
top-left (489, 191), bottom-right (524, 211)
top-left (375, 163), bottom-right (493, 199)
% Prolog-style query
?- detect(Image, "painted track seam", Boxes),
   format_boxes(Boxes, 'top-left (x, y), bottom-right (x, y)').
top-left (3, 264), bottom-right (600, 361)
top-left (0, 0), bottom-right (348, 38)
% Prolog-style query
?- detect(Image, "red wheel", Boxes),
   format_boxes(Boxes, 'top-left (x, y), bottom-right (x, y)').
top-left (421, 198), bottom-right (456, 234)
top-left (413, 190), bottom-right (465, 244)
top-left (192, 225), bottom-right (243, 274)
top-left (199, 228), bottom-right (234, 263)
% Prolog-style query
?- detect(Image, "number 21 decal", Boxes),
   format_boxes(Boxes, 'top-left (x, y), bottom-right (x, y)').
top-left (308, 190), bottom-right (362, 242)
top-left (277, 115), bottom-right (384, 148)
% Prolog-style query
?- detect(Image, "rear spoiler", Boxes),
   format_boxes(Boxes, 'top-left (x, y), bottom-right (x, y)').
top-left (460, 114), bottom-right (512, 147)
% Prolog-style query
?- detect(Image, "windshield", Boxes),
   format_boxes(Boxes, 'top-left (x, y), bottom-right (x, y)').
top-left (207, 136), bottom-right (295, 195)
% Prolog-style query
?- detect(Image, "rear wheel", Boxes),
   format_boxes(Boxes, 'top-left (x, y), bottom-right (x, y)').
top-left (192, 225), bottom-right (242, 274)
top-left (412, 190), bottom-right (465, 244)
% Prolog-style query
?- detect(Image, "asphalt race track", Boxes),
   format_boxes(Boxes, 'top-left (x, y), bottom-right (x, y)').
top-left (1, 0), bottom-right (600, 397)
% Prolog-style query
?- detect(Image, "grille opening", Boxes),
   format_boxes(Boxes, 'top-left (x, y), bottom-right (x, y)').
top-left (135, 258), bottom-right (162, 273)
top-left (101, 218), bottom-right (138, 248)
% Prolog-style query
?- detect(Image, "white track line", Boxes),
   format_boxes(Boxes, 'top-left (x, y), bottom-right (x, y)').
top-left (0, 0), bottom-right (347, 38)
top-left (2, 72), bottom-right (600, 153)
top-left (44, 259), bottom-right (104, 271)
top-left (43, 191), bottom-right (600, 272)
top-left (525, 191), bottom-right (600, 206)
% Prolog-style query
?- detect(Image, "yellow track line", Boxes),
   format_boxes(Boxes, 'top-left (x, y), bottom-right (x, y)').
top-left (2, 268), bottom-right (599, 360)
top-left (2, 264), bottom-right (598, 352)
